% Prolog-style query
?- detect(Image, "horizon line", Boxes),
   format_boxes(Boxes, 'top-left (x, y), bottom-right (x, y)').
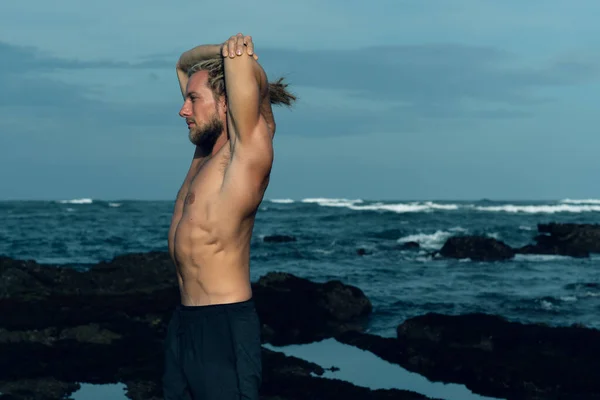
top-left (0, 197), bottom-right (597, 203)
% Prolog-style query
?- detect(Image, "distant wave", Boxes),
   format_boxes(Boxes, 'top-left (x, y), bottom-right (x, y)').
top-left (302, 198), bottom-right (458, 213)
top-left (560, 198), bottom-right (600, 205)
top-left (302, 198), bottom-right (364, 207)
top-left (58, 198), bottom-right (93, 204)
top-left (475, 204), bottom-right (600, 213)
top-left (273, 198), bottom-right (600, 214)
top-left (269, 199), bottom-right (295, 204)
top-left (108, 203), bottom-right (122, 208)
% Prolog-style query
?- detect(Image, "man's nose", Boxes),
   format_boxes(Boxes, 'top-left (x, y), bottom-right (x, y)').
top-left (179, 102), bottom-right (190, 118)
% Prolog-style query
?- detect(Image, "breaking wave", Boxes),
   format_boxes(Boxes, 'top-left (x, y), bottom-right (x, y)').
top-left (560, 198), bottom-right (600, 205)
top-left (474, 204), bottom-right (600, 213)
top-left (397, 228), bottom-right (467, 249)
top-left (58, 198), bottom-right (93, 205)
top-left (301, 199), bottom-right (459, 213)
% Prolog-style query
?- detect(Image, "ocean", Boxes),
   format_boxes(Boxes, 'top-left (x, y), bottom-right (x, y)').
top-left (2, 197), bottom-right (599, 338)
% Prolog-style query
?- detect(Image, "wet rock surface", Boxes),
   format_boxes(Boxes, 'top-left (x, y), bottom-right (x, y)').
top-left (254, 272), bottom-right (372, 345)
top-left (516, 222), bottom-right (600, 258)
top-left (337, 312), bottom-right (600, 399)
top-left (0, 253), bottom-right (422, 400)
top-left (438, 223), bottom-right (600, 260)
top-left (438, 236), bottom-right (515, 261)
top-left (4, 248), bottom-right (600, 399)
top-left (397, 241), bottom-right (420, 250)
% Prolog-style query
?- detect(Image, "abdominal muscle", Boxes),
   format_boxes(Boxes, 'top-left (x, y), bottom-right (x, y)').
top-left (170, 200), bottom-right (254, 307)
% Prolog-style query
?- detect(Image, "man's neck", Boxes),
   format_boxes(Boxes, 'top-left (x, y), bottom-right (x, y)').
top-left (195, 131), bottom-right (228, 158)
top-left (211, 134), bottom-right (228, 156)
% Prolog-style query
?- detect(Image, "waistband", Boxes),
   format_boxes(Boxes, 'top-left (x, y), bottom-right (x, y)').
top-left (176, 298), bottom-right (255, 316)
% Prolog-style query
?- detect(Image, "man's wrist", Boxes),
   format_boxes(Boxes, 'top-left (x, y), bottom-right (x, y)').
top-left (177, 44), bottom-right (222, 71)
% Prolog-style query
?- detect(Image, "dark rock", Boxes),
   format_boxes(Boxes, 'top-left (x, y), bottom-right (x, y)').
top-left (538, 223), bottom-right (600, 244)
top-left (253, 272), bottom-right (372, 345)
top-left (516, 243), bottom-right (589, 258)
top-left (0, 253), bottom-right (398, 400)
top-left (0, 378), bottom-right (79, 400)
top-left (264, 235), bottom-right (296, 243)
top-left (338, 313), bottom-right (600, 399)
top-left (356, 248), bottom-right (368, 256)
top-left (0, 252), bottom-right (176, 300)
top-left (397, 242), bottom-right (420, 250)
top-left (564, 282), bottom-right (600, 291)
top-left (439, 236), bottom-right (515, 261)
top-left (515, 223), bottom-right (600, 258)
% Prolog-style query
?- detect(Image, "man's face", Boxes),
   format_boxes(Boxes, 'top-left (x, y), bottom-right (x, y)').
top-left (179, 70), bottom-right (225, 147)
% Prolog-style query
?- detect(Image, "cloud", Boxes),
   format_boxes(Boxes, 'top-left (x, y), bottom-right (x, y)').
top-left (136, 44), bottom-right (600, 130)
top-left (1, 40), bottom-right (599, 142)
top-left (0, 42), bottom-right (128, 73)
top-left (257, 45), bottom-right (599, 105)
top-left (0, 42), bottom-right (180, 135)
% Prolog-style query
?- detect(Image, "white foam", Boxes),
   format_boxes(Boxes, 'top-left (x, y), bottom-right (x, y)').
top-left (561, 198), bottom-right (600, 205)
top-left (560, 296), bottom-right (578, 302)
top-left (59, 198), bottom-right (93, 204)
top-left (475, 204), bottom-right (600, 213)
top-left (312, 248), bottom-right (335, 255)
top-left (108, 203), bottom-right (121, 207)
top-left (270, 199), bottom-right (295, 204)
top-left (540, 300), bottom-right (554, 310)
top-left (519, 225), bottom-right (533, 231)
top-left (397, 227), bottom-right (466, 250)
top-left (357, 202), bottom-right (459, 213)
top-left (264, 339), bottom-right (503, 400)
top-left (302, 199), bottom-right (460, 214)
top-left (514, 254), bottom-right (572, 262)
top-left (302, 198), bottom-right (364, 207)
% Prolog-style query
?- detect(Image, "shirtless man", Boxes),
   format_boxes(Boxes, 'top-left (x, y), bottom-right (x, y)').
top-left (163, 33), bottom-right (295, 400)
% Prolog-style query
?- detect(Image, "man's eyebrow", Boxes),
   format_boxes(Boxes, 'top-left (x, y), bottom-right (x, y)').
top-left (186, 91), bottom-right (200, 98)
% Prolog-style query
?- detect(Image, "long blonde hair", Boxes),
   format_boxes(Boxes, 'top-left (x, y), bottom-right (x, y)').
top-left (188, 58), bottom-right (297, 107)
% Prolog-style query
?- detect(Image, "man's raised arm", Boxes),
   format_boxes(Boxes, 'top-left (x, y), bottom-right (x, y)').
top-left (176, 40), bottom-right (258, 99)
top-left (222, 33), bottom-right (271, 150)
top-left (175, 44), bottom-right (222, 99)
top-left (176, 44), bottom-right (223, 98)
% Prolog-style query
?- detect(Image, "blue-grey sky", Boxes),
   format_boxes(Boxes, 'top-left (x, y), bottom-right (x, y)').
top-left (1, 0), bottom-right (599, 201)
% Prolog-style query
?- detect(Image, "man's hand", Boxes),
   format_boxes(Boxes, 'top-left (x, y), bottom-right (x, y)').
top-left (222, 33), bottom-right (259, 60)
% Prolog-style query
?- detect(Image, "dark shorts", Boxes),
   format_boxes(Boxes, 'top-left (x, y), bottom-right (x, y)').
top-left (162, 299), bottom-right (262, 400)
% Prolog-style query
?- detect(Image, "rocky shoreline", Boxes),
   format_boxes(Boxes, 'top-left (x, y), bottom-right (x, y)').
top-left (1, 222), bottom-right (600, 399)
top-left (436, 222), bottom-right (600, 261)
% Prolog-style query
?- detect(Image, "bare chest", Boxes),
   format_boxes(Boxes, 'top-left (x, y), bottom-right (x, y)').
top-left (180, 150), bottom-right (230, 216)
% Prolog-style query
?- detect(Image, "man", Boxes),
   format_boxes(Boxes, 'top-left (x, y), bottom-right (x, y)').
top-left (163, 33), bottom-right (295, 400)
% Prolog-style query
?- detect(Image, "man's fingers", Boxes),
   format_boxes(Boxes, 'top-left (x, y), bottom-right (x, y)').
top-left (223, 33), bottom-right (256, 58)
top-left (244, 35), bottom-right (254, 55)
top-left (228, 36), bottom-right (237, 58)
top-left (222, 42), bottom-right (229, 57)
top-left (235, 34), bottom-right (245, 56)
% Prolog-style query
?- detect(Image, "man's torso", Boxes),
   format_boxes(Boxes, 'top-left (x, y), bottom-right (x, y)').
top-left (168, 143), bottom-right (257, 306)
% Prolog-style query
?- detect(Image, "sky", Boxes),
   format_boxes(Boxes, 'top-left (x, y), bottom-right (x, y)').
top-left (1, 0), bottom-right (599, 201)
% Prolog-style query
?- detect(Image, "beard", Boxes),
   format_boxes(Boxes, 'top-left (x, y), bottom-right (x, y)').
top-left (188, 114), bottom-right (225, 150)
